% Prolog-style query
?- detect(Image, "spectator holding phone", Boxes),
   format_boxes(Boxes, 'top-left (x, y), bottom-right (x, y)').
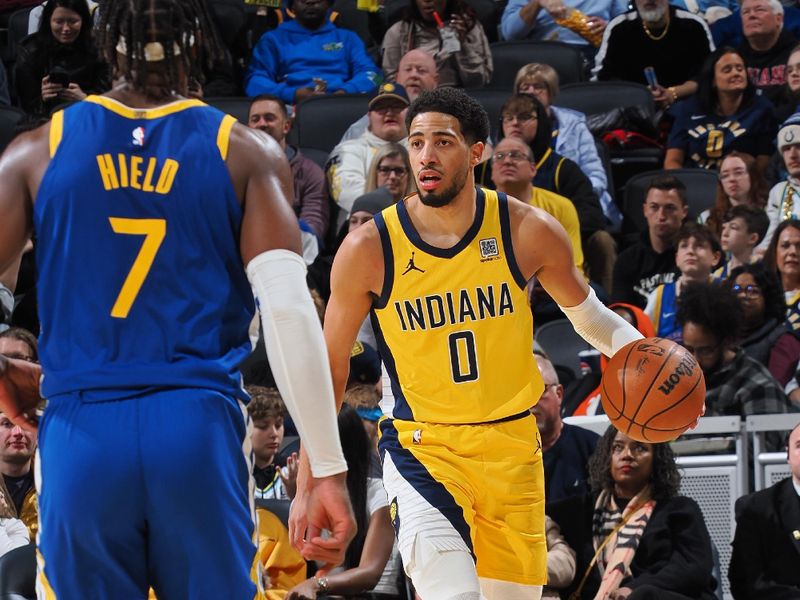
top-left (14, 0), bottom-right (109, 116)
top-left (592, 0), bottom-right (714, 108)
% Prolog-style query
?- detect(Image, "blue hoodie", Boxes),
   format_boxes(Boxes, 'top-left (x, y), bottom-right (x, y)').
top-left (245, 20), bottom-right (381, 103)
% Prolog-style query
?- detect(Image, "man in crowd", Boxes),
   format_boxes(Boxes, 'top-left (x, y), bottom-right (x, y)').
top-left (341, 49), bottom-right (439, 142)
top-left (248, 94), bottom-right (329, 240)
top-left (738, 0), bottom-right (797, 103)
top-left (611, 175), bottom-right (685, 307)
top-left (328, 83), bottom-right (409, 222)
top-left (729, 421), bottom-right (800, 597)
top-left (593, 0), bottom-right (714, 107)
top-left (532, 351), bottom-right (599, 503)
top-left (760, 114), bottom-right (800, 251)
top-left (245, 0), bottom-right (379, 103)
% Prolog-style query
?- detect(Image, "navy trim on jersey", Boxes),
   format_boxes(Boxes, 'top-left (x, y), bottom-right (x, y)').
top-left (397, 187), bottom-right (486, 259)
top-left (372, 211), bottom-right (395, 310)
top-left (498, 192), bottom-right (528, 290)
top-left (378, 419), bottom-right (476, 560)
top-left (370, 311), bottom-right (414, 421)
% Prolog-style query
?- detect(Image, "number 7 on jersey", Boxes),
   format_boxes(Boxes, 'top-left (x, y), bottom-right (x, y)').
top-left (108, 217), bottom-right (166, 319)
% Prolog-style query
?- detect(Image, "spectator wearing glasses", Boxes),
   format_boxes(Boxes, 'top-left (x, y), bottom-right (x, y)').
top-left (491, 136), bottom-right (585, 272)
top-left (328, 83), bottom-right (409, 225)
top-left (725, 263), bottom-right (800, 386)
top-left (364, 143), bottom-right (415, 203)
top-left (0, 328), bottom-right (38, 540)
top-left (677, 282), bottom-right (793, 447)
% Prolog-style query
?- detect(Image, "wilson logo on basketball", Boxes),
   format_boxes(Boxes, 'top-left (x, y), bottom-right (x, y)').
top-left (657, 354), bottom-right (698, 395)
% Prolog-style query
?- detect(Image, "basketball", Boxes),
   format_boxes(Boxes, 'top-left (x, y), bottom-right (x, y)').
top-left (601, 337), bottom-right (706, 443)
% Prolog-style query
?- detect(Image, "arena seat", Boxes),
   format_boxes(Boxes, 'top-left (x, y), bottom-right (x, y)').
top-left (3, 7), bottom-right (34, 64)
top-left (298, 146), bottom-right (330, 171)
top-left (0, 543), bottom-right (35, 600)
top-left (533, 318), bottom-right (591, 382)
top-left (0, 105), bottom-right (25, 154)
top-left (622, 168), bottom-right (719, 234)
top-left (204, 96), bottom-right (252, 125)
top-left (486, 41), bottom-right (585, 90)
top-left (557, 81), bottom-right (654, 118)
top-left (294, 93), bottom-right (369, 154)
top-left (466, 88), bottom-right (508, 141)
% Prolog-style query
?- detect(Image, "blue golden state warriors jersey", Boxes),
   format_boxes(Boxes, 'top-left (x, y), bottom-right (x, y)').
top-left (34, 96), bottom-right (254, 400)
top-left (371, 188), bottom-right (544, 424)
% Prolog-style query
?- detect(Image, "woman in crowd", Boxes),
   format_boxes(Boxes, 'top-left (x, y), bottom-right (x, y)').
top-left (548, 426), bottom-right (718, 600)
top-left (381, 0), bottom-right (492, 88)
top-left (286, 405), bottom-right (399, 599)
top-left (514, 62), bottom-right (620, 228)
top-left (364, 143), bottom-right (415, 203)
top-left (664, 47), bottom-right (776, 175)
top-left (14, 0), bottom-right (109, 116)
top-left (764, 218), bottom-right (800, 334)
top-left (725, 263), bottom-right (800, 386)
top-left (699, 151), bottom-right (767, 237)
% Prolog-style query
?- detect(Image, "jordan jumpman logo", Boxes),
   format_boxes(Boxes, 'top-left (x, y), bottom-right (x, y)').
top-left (402, 251), bottom-right (425, 275)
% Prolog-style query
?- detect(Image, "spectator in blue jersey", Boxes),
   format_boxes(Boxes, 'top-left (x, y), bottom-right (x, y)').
top-left (592, 0), bottom-right (714, 109)
top-left (644, 222), bottom-right (722, 343)
top-left (532, 351), bottom-right (599, 504)
top-left (500, 0), bottom-right (627, 57)
top-left (664, 46), bottom-right (776, 175)
top-left (244, 0), bottom-right (380, 104)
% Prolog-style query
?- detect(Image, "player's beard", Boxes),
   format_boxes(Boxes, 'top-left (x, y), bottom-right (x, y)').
top-left (417, 164), bottom-right (470, 208)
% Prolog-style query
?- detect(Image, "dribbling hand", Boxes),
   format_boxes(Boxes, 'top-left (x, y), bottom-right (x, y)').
top-left (0, 356), bottom-right (41, 432)
top-left (289, 468), bottom-right (356, 575)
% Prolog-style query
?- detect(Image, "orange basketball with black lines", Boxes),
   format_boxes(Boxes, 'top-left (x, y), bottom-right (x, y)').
top-left (601, 337), bottom-right (706, 443)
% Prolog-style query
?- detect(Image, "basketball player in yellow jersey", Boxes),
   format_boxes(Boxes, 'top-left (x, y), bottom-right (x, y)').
top-left (308, 88), bottom-right (643, 600)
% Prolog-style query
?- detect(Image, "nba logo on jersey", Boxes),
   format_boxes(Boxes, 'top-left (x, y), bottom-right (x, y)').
top-left (132, 126), bottom-right (145, 147)
top-left (479, 237), bottom-right (499, 261)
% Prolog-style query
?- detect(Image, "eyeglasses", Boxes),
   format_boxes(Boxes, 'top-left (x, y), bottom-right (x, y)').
top-left (501, 113), bottom-right (537, 124)
top-left (732, 284), bottom-right (762, 298)
top-left (2, 352), bottom-right (37, 363)
top-left (372, 104), bottom-right (405, 115)
top-left (493, 151), bottom-right (530, 163)
top-left (377, 166), bottom-right (408, 176)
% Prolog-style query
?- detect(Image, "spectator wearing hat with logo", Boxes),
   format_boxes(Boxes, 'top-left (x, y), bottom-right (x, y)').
top-left (244, 0), bottom-right (380, 103)
top-left (328, 83), bottom-right (410, 225)
top-left (760, 114), bottom-right (800, 251)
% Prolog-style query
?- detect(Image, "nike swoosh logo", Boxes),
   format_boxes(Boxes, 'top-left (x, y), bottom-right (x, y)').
top-left (690, 115), bottom-right (705, 120)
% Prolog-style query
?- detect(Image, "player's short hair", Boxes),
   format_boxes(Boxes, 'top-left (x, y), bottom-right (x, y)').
top-left (646, 174), bottom-right (688, 205)
top-left (722, 205), bottom-right (770, 245)
top-left (246, 385), bottom-right (285, 421)
top-left (589, 425), bottom-right (681, 500)
top-left (0, 327), bottom-right (38, 362)
top-left (677, 222), bottom-right (722, 255)
top-left (97, 0), bottom-right (226, 99)
top-left (676, 281), bottom-right (742, 346)
top-left (249, 94), bottom-right (289, 119)
top-left (406, 88), bottom-right (490, 145)
top-left (343, 384), bottom-right (381, 410)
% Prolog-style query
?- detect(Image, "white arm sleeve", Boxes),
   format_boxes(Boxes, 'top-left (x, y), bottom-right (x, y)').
top-left (558, 287), bottom-right (645, 357)
top-left (246, 249), bottom-right (347, 478)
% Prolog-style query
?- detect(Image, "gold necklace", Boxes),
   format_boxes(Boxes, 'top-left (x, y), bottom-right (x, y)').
top-left (642, 14), bottom-right (670, 41)
top-left (783, 184), bottom-right (795, 221)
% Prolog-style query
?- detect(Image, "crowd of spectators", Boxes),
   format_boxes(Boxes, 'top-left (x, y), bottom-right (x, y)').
top-left (3, 0), bottom-right (800, 598)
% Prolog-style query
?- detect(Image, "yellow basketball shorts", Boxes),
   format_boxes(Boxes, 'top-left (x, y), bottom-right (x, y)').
top-left (378, 412), bottom-right (546, 586)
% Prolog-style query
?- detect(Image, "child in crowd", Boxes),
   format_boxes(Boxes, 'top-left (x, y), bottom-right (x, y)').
top-left (713, 205), bottom-right (770, 281)
top-left (246, 385), bottom-right (297, 500)
top-left (645, 223), bottom-right (722, 342)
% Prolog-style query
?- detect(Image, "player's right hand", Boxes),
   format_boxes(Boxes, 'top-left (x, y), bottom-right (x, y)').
top-left (0, 355), bottom-right (41, 432)
top-left (290, 471), bottom-right (356, 575)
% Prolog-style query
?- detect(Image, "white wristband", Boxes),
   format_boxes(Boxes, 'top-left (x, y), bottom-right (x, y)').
top-left (558, 287), bottom-right (644, 357)
top-left (246, 249), bottom-right (347, 478)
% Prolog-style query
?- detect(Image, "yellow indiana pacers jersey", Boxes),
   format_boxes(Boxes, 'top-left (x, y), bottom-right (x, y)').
top-left (371, 187), bottom-right (544, 424)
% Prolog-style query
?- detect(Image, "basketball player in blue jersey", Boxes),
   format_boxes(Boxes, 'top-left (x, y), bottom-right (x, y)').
top-left (0, 1), bottom-right (354, 598)
top-left (312, 87), bottom-right (645, 600)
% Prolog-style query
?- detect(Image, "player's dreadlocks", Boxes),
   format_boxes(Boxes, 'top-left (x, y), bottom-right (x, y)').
top-left (96, 0), bottom-right (226, 99)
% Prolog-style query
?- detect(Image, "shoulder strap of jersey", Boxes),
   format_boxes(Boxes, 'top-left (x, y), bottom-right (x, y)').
top-left (49, 110), bottom-right (64, 158)
top-left (217, 114), bottom-right (237, 161)
top-left (496, 190), bottom-right (528, 290)
top-left (372, 208), bottom-right (396, 309)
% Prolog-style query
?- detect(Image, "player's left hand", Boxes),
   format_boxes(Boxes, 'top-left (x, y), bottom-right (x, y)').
top-left (286, 578), bottom-right (318, 600)
top-left (0, 356), bottom-right (41, 432)
top-left (609, 587), bottom-right (633, 599)
top-left (59, 83), bottom-right (87, 102)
